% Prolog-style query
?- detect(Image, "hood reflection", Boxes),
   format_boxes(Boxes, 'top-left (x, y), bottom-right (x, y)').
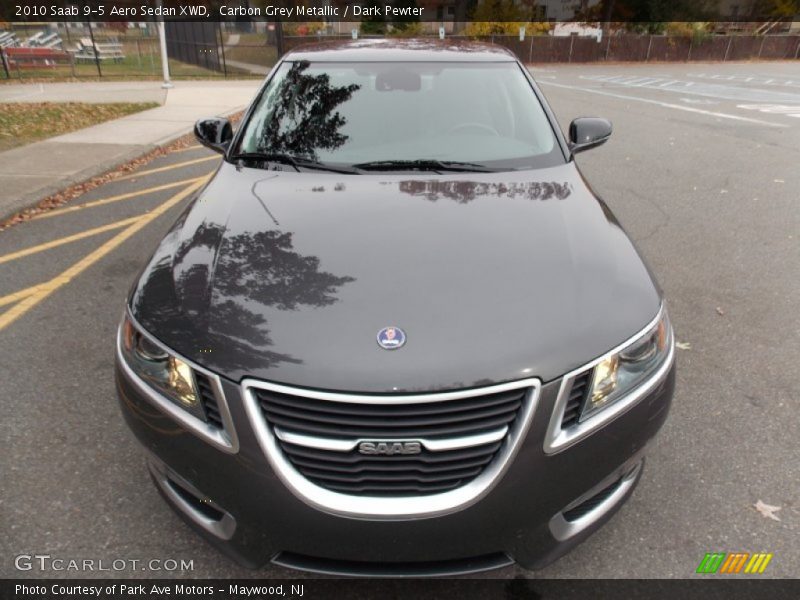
top-left (395, 179), bottom-right (572, 203)
top-left (132, 222), bottom-right (356, 373)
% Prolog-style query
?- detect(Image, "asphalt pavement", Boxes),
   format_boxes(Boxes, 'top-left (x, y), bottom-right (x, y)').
top-left (0, 62), bottom-right (797, 580)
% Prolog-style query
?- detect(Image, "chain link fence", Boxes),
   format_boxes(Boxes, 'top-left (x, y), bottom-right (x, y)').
top-left (0, 22), bottom-right (277, 80)
top-left (283, 33), bottom-right (800, 64)
top-left (2, 24), bottom-right (798, 81)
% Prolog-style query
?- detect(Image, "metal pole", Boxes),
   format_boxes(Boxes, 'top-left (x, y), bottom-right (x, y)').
top-left (724, 36), bottom-right (733, 61)
top-left (795, 36), bottom-right (800, 59)
top-left (687, 36), bottom-right (693, 61)
top-left (529, 33), bottom-right (534, 63)
top-left (87, 18), bottom-right (101, 77)
top-left (757, 35), bottom-right (765, 59)
top-left (217, 22), bottom-right (228, 77)
top-left (0, 48), bottom-right (10, 79)
top-left (157, 0), bottom-right (172, 88)
top-left (568, 34), bottom-right (574, 63)
top-left (646, 34), bottom-right (653, 61)
top-left (275, 20), bottom-right (284, 58)
top-left (604, 34), bottom-right (611, 61)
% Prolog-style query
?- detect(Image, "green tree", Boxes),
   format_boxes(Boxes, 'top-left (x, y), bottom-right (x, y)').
top-left (360, 0), bottom-right (387, 35)
top-left (388, 0), bottom-right (421, 34)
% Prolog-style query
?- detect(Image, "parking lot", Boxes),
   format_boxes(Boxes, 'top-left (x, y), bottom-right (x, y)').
top-left (1, 61), bottom-right (798, 579)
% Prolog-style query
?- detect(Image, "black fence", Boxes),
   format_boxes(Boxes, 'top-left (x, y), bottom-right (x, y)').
top-left (284, 33), bottom-right (800, 64)
top-left (165, 21), bottom-right (226, 75)
top-left (0, 22), bottom-right (276, 80)
top-left (1, 26), bottom-right (798, 81)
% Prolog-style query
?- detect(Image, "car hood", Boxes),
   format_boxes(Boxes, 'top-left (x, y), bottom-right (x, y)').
top-left (130, 161), bottom-right (661, 392)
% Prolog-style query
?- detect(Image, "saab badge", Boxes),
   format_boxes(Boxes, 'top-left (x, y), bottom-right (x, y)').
top-left (377, 326), bottom-right (406, 350)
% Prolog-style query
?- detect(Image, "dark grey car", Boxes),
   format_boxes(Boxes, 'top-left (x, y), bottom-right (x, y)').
top-left (114, 40), bottom-right (675, 576)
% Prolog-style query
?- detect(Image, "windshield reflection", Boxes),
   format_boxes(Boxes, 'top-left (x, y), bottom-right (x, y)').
top-left (252, 61), bottom-right (360, 161)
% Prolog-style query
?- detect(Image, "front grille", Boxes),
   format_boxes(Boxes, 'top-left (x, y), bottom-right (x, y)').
top-left (560, 369), bottom-right (592, 429)
top-left (195, 372), bottom-right (223, 429)
top-left (255, 386), bottom-right (528, 497)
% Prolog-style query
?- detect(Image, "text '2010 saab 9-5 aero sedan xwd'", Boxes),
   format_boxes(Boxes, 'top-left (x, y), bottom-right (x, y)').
top-left (114, 40), bottom-right (675, 576)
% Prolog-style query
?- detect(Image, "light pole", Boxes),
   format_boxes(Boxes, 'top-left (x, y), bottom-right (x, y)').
top-left (156, 0), bottom-right (172, 89)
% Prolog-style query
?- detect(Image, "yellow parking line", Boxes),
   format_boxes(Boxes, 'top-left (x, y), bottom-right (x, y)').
top-left (0, 284), bottom-right (43, 307)
top-left (172, 144), bottom-right (203, 153)
top-left (0, 216), bottom-right (140, 265)
top-left (30, 177), bottom-right (204, 221)
top-left (114, 155), bottom-right (219, 182)
top-left (0, 176), bottom-right (210, 333)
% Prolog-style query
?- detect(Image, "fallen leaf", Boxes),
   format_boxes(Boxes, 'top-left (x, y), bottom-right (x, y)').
top-left (753, 500), bottom-right (781, 521)
top-left (715, 307), bottom-right (725, 316)
top-left (676, 341), bottom-right (692, 350)
top-left (0, 111), bottom-right (243, 232)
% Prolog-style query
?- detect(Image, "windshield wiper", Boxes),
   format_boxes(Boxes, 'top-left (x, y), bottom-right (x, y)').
top-left (230, 152), bottom-right (359, 174)
top-left (352, 159), bottom-right (496, 173)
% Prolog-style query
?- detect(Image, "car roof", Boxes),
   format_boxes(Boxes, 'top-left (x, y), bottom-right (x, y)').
top-left (283, 38), bottom-right (519, 63)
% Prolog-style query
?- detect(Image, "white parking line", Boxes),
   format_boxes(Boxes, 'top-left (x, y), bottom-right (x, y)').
top-left (738, 104), bottom-right (800, 118)
top-left (538, 81), bottom-right (789, 128)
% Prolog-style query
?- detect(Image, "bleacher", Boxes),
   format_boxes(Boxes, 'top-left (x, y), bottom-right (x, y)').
top-left (72, 38), bottom-right (125, 63)
top-left (1, 30), bottom-right (70, 69)
top-left (0, 31), bottom-right (20, 48)
top-left (27, 32), bottom-right (64, 50)
top-left (3, 47), bottom-right (70, 69)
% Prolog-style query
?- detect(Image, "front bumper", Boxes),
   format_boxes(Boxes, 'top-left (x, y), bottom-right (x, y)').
top-left (114, 349), bottom-right (675, 576)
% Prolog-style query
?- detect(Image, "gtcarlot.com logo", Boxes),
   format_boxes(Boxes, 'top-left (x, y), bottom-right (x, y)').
top-left (14, 554), bottom-right (194, 572)
top-left (696, 552), bottom-right (773, 574)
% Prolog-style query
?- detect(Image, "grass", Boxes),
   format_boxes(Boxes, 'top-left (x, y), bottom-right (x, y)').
top-left (222, 44), bottom-right (278, 68)
top-left (221, 31), bottom-right (278, 69)
top-left (0, 56), bottom-right (254, 81)
top-left (0, 102), bottom-right (159, 152)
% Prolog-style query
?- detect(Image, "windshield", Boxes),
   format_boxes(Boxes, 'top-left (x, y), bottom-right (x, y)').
top-left (235, 61), bottom-right (563, 171)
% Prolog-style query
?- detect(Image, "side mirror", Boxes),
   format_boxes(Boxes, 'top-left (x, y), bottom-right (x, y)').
top-left (568, 117), bottom-right (612, 154)
top-left (194, 117), bottom-right (233, 154)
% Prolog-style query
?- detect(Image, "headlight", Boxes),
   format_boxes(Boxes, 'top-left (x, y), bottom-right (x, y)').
top-left (581, 309), bottom-right (672, 421)
top-left (120, 315), bottom-right (205, 421)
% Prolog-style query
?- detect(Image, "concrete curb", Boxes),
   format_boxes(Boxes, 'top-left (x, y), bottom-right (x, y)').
top-left (0, 142), bottom-right (162, 223)
top-left (0, 108), bottom-right (241, 224)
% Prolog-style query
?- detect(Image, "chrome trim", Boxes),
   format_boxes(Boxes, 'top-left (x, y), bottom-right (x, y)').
top-left (549, 460), bottom-right (643, 541)
top-left (271, 551), bottom-right (514, 578)
top-left (274, 426), bottom-right (509, 453)
top-left (148, 459), bottom-right (236, 540)
top-left (116, 311), bottom-right (239, 454)
top-left (543, 304), bottom-right (675, 455)
top-left (241, 378), bottom-right (541, 520)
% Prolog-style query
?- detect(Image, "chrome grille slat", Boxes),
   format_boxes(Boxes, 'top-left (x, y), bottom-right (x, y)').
top-left (263, 388), bottom-right (525, 416)
top-left (260, 398), bottom-right (522, 429)
top-left (260, 412), bottom-right (519, 440)
top-left (301, 466), bottom-right (484, 485)
top-left (281, 441), bottom-right (502, 465)
top-left (286, 455), bottom-right (495, 475)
